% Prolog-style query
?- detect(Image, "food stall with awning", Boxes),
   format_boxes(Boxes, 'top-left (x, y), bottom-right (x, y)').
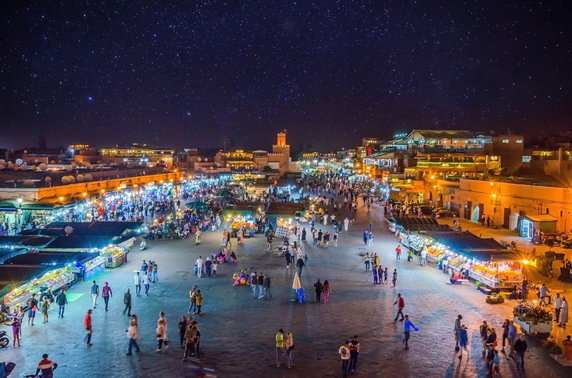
top-left (401, 230), bottom-right (522, 290)
top-left (0, 264), bottom-right (74, 312)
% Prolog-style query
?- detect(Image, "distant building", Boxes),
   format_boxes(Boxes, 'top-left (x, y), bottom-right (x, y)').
top-left (99, 144), bottom-right (174, 167)
top-left (490, 135), bottom-right (524, 175)
top-left (212, 131), bottom-right (295, 177)
top-left (69, 144), bottom-right (99, 164)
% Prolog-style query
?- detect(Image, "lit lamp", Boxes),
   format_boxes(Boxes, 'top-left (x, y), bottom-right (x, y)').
top-left (82, 192), bottom-right (88, 197)
top-left (59, 196), bottom-right (64, 203)
top-left (17, 197), bottom-right (23, 204)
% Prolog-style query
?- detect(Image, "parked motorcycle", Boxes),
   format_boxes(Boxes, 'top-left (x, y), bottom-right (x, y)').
top-left (139, 239), bottom-right (147, 251)
top-left (0, 329), bottom-right (10, 348)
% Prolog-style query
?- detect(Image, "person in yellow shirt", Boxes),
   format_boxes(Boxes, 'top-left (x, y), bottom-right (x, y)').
top-left (275, 329), bottom-right (284, 367)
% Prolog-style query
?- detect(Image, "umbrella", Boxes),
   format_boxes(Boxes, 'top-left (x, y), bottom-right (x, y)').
top-left (292, 271), bottom-right (302, 290)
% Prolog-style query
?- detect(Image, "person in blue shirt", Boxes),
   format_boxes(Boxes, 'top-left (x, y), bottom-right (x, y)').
top-left (403, 315), bottom-right (419, 349)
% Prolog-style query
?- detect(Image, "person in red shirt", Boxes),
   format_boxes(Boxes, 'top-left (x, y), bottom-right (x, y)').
top-left (84, 309), bottom-right (93, 346)
top-left (393, 293), bottom-right (405, 321)
top-left (36, 353), bottom-right (58, 378)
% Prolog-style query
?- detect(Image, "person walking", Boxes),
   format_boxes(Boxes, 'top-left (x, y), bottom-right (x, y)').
top-left (156, 319), bottom-right (167, 352)
top-left (84, 309), bottom-right (93, 346)
top-left (40, 297), bottom-right (50, 324)
top-left (364, 253), bottom-right (371, 271)
top-left (480, 320), bottom-right (489, 358)
top-left (392, 269), bottom-right (397, 287)
top-left (257, 273), bottom-right (264, 299)
top-left (143, 272), bottom-right (151, 296)
top-left (134, 271), bottom-right (142, 297)
top-left (275, 329), bottom-right (285, 367)
top-left (513, 334), bottom-right (527, 372)
top-left (250, 272), bottom-right (258, 298)
top-left (188, 286), bottom-right (198, 313)
top-left (123, 288), bottom-right (132, 316)
top-left (194, 290), bottom-right (203, 315)
top-left (152, 262), bottom-right (158, 283)
top-left (35, 353), bottom-right (58, 378)
top-left (393, 293), bottom-right (405, 322)
top-left (195, 256), bottom-right (204, 278)
top-left (554, 293), bottom-right (563, 323)
top-left (559, 296), bottom-right (568, 328)
top-left (507, 321), bottom-right (517, 357)
top-left (403, 315), bottom-right (418, 349)
top-left (454, 315), bottom-right (462, 351)
top-left (296, 256), bottom-right (305, 277)
top-left (395, 245), bottom-right (402, 261)
top-left (263, 274), bottom-right (272, 299)
top-left (314, 279), bottom-right (323, 303)
top-left (285, 332), bottom-right (294, 368)
top-left (178, 316), bottom-right (187, 348)
top-left (383, 267), bottom-right (388, 285)
top-left (90, 281), bottom-right (99, 309)
top-left (322, 280), bottom-right (331, 303)
top-left (56, 289), bottom-right (68, 318)
top-left (339, 340), bottom-right (351, 377)
top-left (126, 316), bottom-right (141, 355)
top-left (102, 282), bottom-right (113, 311)
top-left (26, 294), bottom-right (38, 326)
top-left (348, 335), bottom-right (360, 374)
top-left (501, 319), bottom-right (510, 353)
top-left (372, 265), bottom-right (379, 284)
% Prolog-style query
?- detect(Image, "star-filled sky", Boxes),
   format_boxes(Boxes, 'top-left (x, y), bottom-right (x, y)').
top-left (1, 1), bottom-right (571, 151)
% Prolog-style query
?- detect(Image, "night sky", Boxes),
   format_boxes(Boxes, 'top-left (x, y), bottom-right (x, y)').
top-left (1, 1), bottom-right (571, 151)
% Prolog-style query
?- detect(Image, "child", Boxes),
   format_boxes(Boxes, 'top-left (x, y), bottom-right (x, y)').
top-left (212, 260), bottom-right (217, 277)
top-left (492, 349), bottom-right (500, 375)
top-left (11, 316), bottom-right (21, 347)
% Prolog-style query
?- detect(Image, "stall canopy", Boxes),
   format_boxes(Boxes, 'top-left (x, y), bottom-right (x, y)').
top-left (391, 217), bottom-right (452, 232)
top-left (424, 231), bottom-right (506, 254)
top-left (26, 221), bottom-right (144, 238)
top-left (266, 203), bottom-right (305, 216)
top-left (0, 201), bottom-right (17, 212)
top-left (0, 265), bottom-right (52, 286)
top-left (0, 235), bottom-right (56, 249)
top-left (4, 252), bottom-right (100, 266)
top-left (41, 235), bottom-right (132, 251)
top-left (0, 247), bottom-right (26, 264)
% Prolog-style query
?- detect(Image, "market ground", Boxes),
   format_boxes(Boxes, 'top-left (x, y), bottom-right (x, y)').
top-left (2, 205), bottom-right (571, 378)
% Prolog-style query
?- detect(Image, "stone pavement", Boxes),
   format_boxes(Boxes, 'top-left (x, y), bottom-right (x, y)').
top-left (1, 205), bottom-right (570, 377)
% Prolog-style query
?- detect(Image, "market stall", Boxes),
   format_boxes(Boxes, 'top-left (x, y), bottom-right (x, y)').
top-left (0, 265), bottom-right (74, 311)
top-left (101, 245), bottom-right (127, 268)
top-left (396, 230), bottom-right (523, 290)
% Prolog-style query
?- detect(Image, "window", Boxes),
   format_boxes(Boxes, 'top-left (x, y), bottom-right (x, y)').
top-left (515, 139), bottom-right (523, 143)
top-left (522, 156), bottom-right (531, 163)
top-left (546, 208), bottom-right (550, 214)
top-left (502, 139), bottom-right (509, 143)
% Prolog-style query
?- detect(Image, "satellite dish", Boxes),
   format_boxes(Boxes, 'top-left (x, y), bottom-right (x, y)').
top-left (15, 159), bottom-right (23, 166)
top-left (64, 226), bottom-right (74, 235)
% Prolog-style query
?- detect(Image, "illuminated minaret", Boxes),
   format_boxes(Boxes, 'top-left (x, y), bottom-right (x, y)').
top-left (272, 129), bottom-right (290, 158)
